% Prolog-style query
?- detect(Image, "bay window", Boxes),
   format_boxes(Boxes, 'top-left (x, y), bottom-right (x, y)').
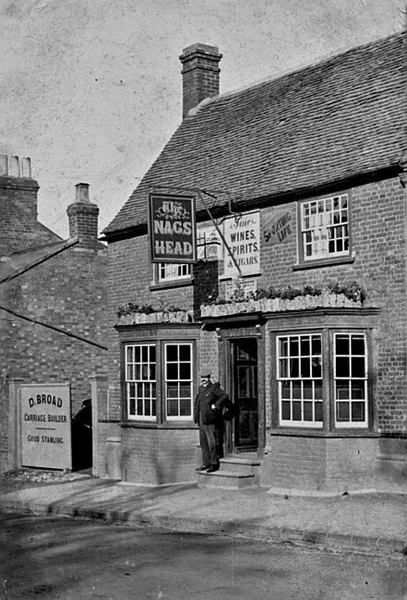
top-left (276, 330), bottom-right (370, 430)
top-left (125, 340), bottom-right (195, 422)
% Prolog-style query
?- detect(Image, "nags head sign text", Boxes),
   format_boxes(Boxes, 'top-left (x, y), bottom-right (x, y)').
top-left (148, 194), bottom-right (196, 263)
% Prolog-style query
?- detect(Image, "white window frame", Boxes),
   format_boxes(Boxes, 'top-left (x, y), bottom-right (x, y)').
top-left (164, 342), bottom-right (194, 421)
top-left (156, 262), bottom-right (191, 283)
top-left (277, 333), bottom-right (324, 428)
top-left (334, 333), bottom-right (368, 429)
top-left (125, 344), bottom-right (156, 421)
top-left (300, 194), bottom-right (349, 261)
top-left (197, 225), bottom-right (221, 260)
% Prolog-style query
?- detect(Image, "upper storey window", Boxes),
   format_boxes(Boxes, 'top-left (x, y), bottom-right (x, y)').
top-left (300, 194), bottom-right (349, 262)
top-left (157, 263), bottom-right (191, 283)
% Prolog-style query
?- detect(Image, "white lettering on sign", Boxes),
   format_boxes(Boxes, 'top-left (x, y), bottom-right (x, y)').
top-left (149, 194), bottom-right (196, 263)
top-left (223, 211), bottom-right (260, 277)
top-left (20, 384), bottom-right (72, 470)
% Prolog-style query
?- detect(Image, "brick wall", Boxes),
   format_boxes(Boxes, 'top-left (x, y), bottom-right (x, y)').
top-left (0, 242), bottom-right (108, 472)
top-left (0, 176), bottom-right (60, 256)
top-left (257, 177), bottom-right (407, 435)
top-left (121, 426), bottom-right (198, 484)
top-left (261, 436), bottom-right (377, 492)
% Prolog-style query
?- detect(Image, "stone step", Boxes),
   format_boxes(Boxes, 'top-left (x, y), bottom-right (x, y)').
top-left (219, 457), bottom-right (261, 475)
top-left (197, 470), bottom-right (258, 489)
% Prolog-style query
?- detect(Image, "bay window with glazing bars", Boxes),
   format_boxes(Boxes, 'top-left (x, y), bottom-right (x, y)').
top-left (276, 330), bottom-right (370, 430)
top-left (125, 341), bottom-right (194, 422)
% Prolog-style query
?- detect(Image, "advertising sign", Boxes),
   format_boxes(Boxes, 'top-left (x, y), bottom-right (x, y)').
top-left (148, 193), bottom-right (196, 263)
top-left (223, 211), bottom-right (260, 278)
top-left (262, 209), bottom-right (294, 245)
top-left (20, 383), bottom-right (72, 470)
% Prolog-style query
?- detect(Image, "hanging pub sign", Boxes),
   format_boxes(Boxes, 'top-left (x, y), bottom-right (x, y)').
top-left (148, 193), bottom-right (196, 263)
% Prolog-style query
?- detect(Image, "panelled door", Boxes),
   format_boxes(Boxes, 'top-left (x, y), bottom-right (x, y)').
top-left (232, 338), bottom-right (258, 450)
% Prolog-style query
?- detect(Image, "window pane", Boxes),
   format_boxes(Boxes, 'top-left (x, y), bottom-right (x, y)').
top-left (301, 358), bottom-right (310, 378)
top-left (280, 359), bottom-right (288, 378)
top-left (351, 381), bottom-right (365, 399)
top-left (167, 384), bottom-right (178, 398)
top-left (180, 363), bottom-right (191, 380)
top-left (282, 401), bottom-right (291, 420)
top-left (336, 335), bottom-right (349, 355)
top-left (280, 338), bottom-right (288, 357)
top-left (315, 402), bottom-right (323, 421)
top-left (292, 381), bottom-right (301, 399)
top-left (166, 345), bottom-right (178, 361)
top-left (300, 336), bottom-right (310, 355)
top-left (303, 402), bottom-right (313, 421)
top-left (290, 338), bottom-right (299, 356)
top-left (312, 357), bottom-right (322, 378)
top-left (351, 357), bottom-right (365, 377)
top-left (336, 357), bottom-right (349, 377)
top-left (179, 345), bottom-right (191, 361)
top-left (167, 364), bottom-right (178, 380)
top-left (351, 336), bottom-right (365, 355)
top-left (281, 382), bottom-right (290, 399)
top-left (292, 401), bottom-right (301, 420)
top-left (303, 381), bottom-right (313, 399)
top-left (337, 402), bottom-right (350, 421)
top-left (180, 399), bottom-right (191, 416)
top-left (351, 402), bottom-right (365, 422)
top-left (314, 381), bottom-right (323, 399)
top-left (336, 381), bottom-right (350, 399)
top-left (180, 384), bottom-right (191, 398)
top-left (167, 399), bottom-right (178, 416)
top-left (290, 358), bottom-right (299, 378)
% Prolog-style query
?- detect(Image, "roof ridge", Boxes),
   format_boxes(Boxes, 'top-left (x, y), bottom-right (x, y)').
top-left (188, 29), bottom-right (406, 116)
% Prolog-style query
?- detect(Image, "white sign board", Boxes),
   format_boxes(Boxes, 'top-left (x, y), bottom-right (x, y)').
top-left (223, 211), bottom-right (260, 278)
top-left (20, 383), bottom-right (72, 470)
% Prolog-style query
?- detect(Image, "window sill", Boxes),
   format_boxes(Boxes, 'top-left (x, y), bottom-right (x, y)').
top-left (268, 427), bottom-right (379, 438)
top-left (121, 420), bottom-right (197, 430)
top-left (292, 256), bottom-right (354, 271)
top-left (149, 278), bottom-right (194, 291)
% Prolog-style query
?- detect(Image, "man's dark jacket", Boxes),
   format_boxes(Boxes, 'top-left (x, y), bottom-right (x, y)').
top-left (194, 381), bottom-right (228, 425)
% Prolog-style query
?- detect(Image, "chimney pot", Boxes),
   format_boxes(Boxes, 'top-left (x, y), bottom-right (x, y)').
top-left (75, 182), bottom-right (90, 203)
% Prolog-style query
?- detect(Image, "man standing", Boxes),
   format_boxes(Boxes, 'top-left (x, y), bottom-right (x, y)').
top-left (194, 368), bottom-right (229, 473)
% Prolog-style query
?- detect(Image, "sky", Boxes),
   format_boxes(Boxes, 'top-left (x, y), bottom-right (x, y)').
top-left (0, 0), bottom-right (405, 239)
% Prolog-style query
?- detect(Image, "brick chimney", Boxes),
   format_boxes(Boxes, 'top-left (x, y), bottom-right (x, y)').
top-left (0, 155), bottom-right (43, 257)
top-left (67, 183), bottom-right (99, 240)
top-left (179, 43), bottom-right (222, 119)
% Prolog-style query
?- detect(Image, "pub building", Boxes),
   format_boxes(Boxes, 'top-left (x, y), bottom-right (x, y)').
top-left (101, 33), bottom-right (407, 492)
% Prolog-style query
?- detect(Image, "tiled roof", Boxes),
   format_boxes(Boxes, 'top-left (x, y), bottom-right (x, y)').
top-left (104, 32), bottom-right (406, 237)
top-left (0, 238), bottom-right (78, 284)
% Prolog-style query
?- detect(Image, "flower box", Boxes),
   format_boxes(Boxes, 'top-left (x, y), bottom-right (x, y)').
top-left (200, 292), bottom-right (362, 318)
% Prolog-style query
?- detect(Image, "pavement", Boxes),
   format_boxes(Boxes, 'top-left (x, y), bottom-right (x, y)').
top-left (1, 469), bottom-right (406, 559)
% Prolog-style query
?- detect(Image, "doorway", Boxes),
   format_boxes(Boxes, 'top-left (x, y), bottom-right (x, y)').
top-left (231, 338), bottom-right (258, 450)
